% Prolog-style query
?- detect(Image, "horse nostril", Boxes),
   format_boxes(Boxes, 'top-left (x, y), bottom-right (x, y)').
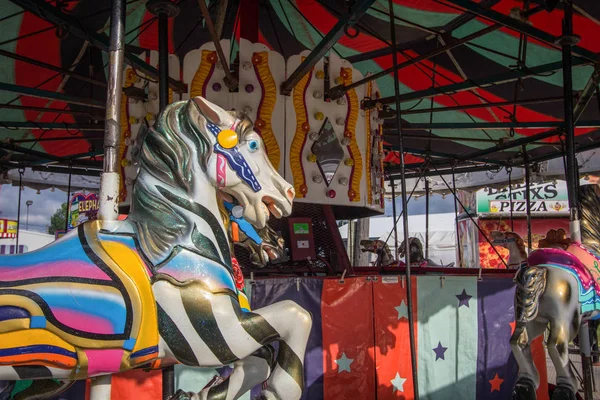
top-left (286, 187), bottom-right (295, 202)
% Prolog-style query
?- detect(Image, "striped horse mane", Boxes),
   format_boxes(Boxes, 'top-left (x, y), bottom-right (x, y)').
top-left (128, 99), bottom-right (253, 268)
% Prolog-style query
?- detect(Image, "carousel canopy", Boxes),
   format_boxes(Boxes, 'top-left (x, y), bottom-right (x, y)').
top-left (0, 0), bottom-right (599, 181)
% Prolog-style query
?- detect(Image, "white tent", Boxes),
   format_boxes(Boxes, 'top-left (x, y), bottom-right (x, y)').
top-left (339, 213), bottom-right (457, 266)
top-left (0, 230), bottom-right (55, 254)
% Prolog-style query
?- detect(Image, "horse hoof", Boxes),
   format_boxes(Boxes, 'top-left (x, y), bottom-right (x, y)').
top-left (551, 385), bottom-right (576, 400)
top-left (167, 390), bottom-right (194, 400)
top-left (512, 378), bottom-right (537, 400)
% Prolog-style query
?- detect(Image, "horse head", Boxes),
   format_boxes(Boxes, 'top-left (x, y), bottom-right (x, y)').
top-left (398, 237), bottom-right (425, 264)
top-left (130, 96), bottom-right (294, 265)
top-left (491, 231), bottom-right (527, 267)
top-left (190, 97), bottom-right (294, 228)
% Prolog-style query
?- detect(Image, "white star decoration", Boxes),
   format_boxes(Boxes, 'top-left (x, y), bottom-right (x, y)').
top-left (391, 372), bottom-right (407, 392)
top-left (394, 300), bottom-right (408, 320)
top-left (335, 353), bottom-right (354, 373)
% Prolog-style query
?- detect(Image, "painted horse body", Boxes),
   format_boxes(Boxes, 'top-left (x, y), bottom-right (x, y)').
top-left (512, 185), bottom-right (600, 400)
top-left (0, 97), bottom-right (312, 400)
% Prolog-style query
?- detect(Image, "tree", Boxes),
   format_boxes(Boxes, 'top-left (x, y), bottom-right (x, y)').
top-left (48, 202), bottom-right (68, 235)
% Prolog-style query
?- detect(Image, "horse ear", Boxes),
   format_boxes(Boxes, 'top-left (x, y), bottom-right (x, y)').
top-left (192, 96), bottom-right (226, 125)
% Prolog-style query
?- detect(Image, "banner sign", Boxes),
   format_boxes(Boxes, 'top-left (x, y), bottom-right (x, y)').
top-left (476, 180), bottom-right (569, 214)
top-left (0, 219), bottom-right (18, 239)
top-left (68, 193), bottom-right (99, 230)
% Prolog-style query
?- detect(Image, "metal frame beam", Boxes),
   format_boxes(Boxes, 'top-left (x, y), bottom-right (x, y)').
top-left (0, 83), bottom-right (105, 108)
top-left (384, 96), bottom-right (564, 116)
top-left (442, 0), bottom-right (600, 63)
top-left (0, 103), bottom-right (105, 119)
top-left (363, 58), bottom-right (589, 108)
top-left (0, 49), bottom-right (107, 88)
top-left (382, 120), bottom-right (600, 130)
top-left (31, 165), bottom-right (102, 177)
top-left (280, 0), bottom-right (376, 96)
top-left (9, 0), bottom-right (187, 93)
top-left (329, 24), bottom-right (500, 99)
top-left (0, 121), bottom-right (104, 130)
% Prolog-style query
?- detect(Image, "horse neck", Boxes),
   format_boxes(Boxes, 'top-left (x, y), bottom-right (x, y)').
top-left (508, 243), bottom-right (528, 266)
top-left (129, 164), bottom-right (227, 267)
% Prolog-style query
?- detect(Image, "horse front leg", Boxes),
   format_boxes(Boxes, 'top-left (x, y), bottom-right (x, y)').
top-left (511, 320), bottom-right (547, 400)
top-left (155, 279), bottom-right (311, 400)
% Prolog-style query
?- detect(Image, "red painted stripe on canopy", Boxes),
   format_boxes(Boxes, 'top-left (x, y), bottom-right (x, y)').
top-left (15, 12), bottom-right (89, 157)
top-left (138, 11), bottom-right (175, 53)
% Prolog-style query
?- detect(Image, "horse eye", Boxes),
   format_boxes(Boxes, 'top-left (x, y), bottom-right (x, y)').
top-left (248, 139), bottom-right (259, 152)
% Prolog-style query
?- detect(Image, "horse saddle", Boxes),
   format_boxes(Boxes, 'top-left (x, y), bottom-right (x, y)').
top-left (529, 243), bottom-right (600, 314)
top-left (0, 221), bottom-right (159, 377)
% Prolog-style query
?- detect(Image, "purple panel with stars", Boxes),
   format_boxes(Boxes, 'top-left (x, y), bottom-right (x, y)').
top-left (476, 278), bottom-right (518, 398)
top-left (251, 278), bottom-right (324, 400)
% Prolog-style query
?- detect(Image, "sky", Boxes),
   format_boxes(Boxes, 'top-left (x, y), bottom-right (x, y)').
top-left (0, 181), bottom-right (454, 235)
top-left (0, 184), bottom-right (70, 233)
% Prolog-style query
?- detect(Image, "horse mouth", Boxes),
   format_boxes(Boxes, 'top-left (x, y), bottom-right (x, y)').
top-left (262, 196), bottom-right (283, 219)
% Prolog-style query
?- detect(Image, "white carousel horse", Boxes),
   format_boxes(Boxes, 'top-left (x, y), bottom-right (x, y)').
top-left (0, 97), bottom-right (311, 400)
top-left (490, 230), bottom-right (528, 269)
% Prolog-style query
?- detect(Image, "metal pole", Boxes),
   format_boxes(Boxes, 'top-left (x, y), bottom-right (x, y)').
top-left (65, 170), bottom-right (72, 232)
top-left (560, 1), bottom-right (593, 397)
top-left (16, 169), bottom-right (23, 250)
top-left (523, 146), bottom-right (532, 252)
top-left (97, 0), bottom-right (125, 222)
top-left (388, 0), bottom-right (418, 397)
top-left (452, 168), bottom-right (462, 268)
top-left (425, 178), bottom-right (429, 260)
top-left (508, 167), bottom-right (514, 231)
top-left (560, 1), bottom-right (582, 243)
top-left (390, 177), bottom-right (399, 256)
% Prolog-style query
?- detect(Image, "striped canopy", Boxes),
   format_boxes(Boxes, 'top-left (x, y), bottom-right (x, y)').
top-left (0, 0), bottom-right (599, 175)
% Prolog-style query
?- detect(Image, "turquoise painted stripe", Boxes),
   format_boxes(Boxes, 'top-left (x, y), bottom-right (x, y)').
top-left (417, 276), bottom-right (478, 400)
top-left (367, 1), bottom-right (457, 29)
top-left (33, 287), bottom-right (127, 333)
top-left (453, 20), bottom-right (594, 91)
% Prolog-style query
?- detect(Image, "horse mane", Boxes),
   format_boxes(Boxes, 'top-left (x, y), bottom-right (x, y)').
top-left (129, 100), bottom-right (248, 266)
top-left (580, 184), bottom-right (600, 250)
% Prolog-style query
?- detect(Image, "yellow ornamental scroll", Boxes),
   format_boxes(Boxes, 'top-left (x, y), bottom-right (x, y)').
top-left (289, 59), bottom-right (312, 198)
top-left (190, 50), bottom-right (217, 99)
top-left (253, 51), bottom-right (280, 170)
top-left (341, 67), bottom-right (362, 202)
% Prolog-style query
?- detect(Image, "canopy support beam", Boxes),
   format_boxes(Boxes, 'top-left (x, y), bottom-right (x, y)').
top-left (280, 0), bottom-right (375, 96)
top-left (363, 59), bottom-right (589, 108)
top-left (442, 0), bottom-right (600, 63)
top-left (8, 0), bottom-right (187, 93)
top-left (0, 83), bottom-right (105, 108)
top-left (329, 24), bottom-right (500, 100)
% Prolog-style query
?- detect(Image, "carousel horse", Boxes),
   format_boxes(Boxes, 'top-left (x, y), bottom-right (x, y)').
top-left (511, 184), bottom-right (600, 400)
top-left (490, 231), bottom-right (528, 269)
top-left (360, 239), bottom-right (395, 266)
top-left (360, 238), bottom-right (453, 267)
top-left (0, 97), bottom-right (312, 400)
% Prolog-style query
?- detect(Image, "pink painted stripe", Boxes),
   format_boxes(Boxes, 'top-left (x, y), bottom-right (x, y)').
top-left (52, 308), bottom-right (115, 335)
top-left (0, 260), bottom-right (111, 281)
top-left (85, 349), bottom-right (124, 376)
